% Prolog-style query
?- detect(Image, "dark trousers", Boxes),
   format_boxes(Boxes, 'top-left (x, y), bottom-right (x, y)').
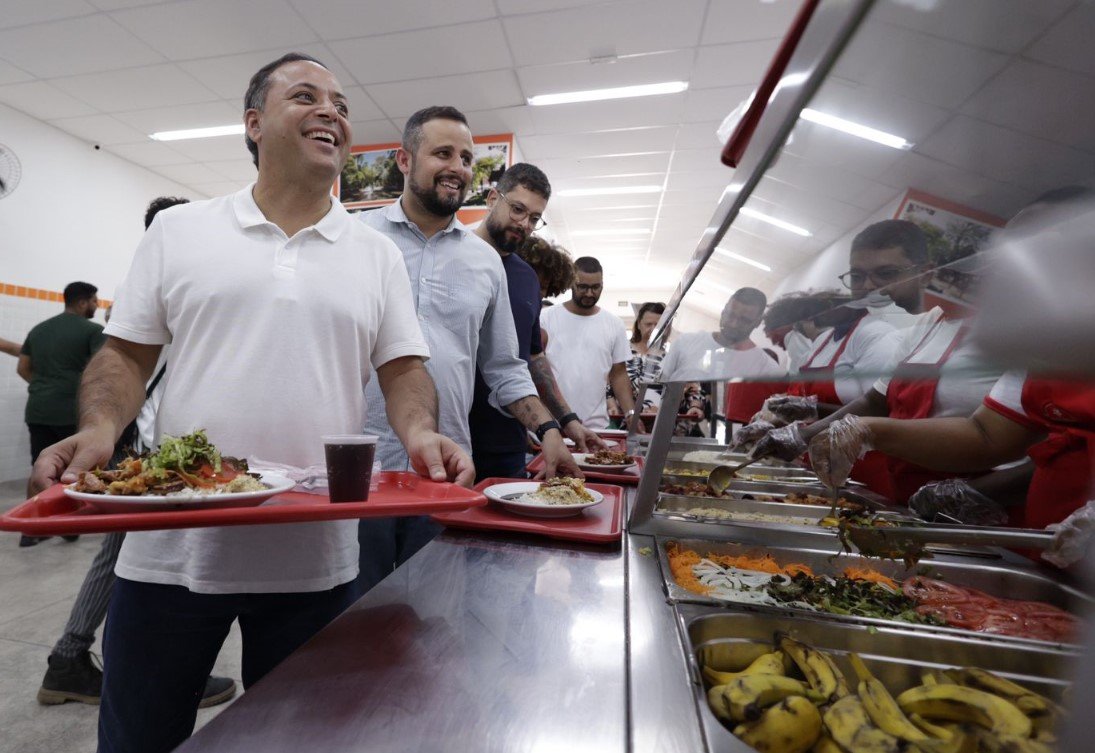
top-left (355, 515), bottom-right (442, 597)
top-left (28, 423), bottom-right (77, 463)
top-left (472, 449), bottom-right (530, 483)
top-left (98, 577), bottom-right (355, 753)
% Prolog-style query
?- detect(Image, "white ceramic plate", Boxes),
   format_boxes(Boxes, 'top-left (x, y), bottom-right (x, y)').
top-left (571, 453), bottom-right (637, 472)
top-left (597, 429), bottom-right (628, 437)
top-left (64, 472), bottom-right (296, 514)
top-left (483, 481), bottom-right (604, 518)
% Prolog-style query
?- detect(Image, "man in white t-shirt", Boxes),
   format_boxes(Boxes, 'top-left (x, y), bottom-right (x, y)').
top-left (539, 256), bottom-right (637, 430)
top-left (30, 53), bottom-right (472, 753)
top-left (658, 288), bottom-right (786, 383)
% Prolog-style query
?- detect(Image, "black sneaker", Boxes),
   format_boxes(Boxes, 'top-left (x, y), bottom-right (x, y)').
top-left (19, 535), bottom-right (52, 548)
top-left (198, 675), bottom-right (237, 708)
top-left (37, 652), bottom-right (102, 705)
top-left (61, 535), bottom-right (80, 542)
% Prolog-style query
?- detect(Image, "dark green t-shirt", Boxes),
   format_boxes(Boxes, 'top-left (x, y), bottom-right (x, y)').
top-left (22, 312), bottom-right (105, 426)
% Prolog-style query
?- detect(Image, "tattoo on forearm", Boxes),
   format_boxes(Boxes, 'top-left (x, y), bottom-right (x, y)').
top-left (529, 355), bottom-right (570, 419)
top-left (507, 395), bottom-right (552, 431)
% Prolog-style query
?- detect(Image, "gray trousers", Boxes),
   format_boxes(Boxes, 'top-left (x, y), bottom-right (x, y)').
top-left (52, 532), bottom-right (125, 659)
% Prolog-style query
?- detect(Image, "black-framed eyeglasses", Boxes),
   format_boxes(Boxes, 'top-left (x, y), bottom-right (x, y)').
top-left (838, 265), bottom-right (918, 289)
top-left (497, 191), bottom-right (547, 230)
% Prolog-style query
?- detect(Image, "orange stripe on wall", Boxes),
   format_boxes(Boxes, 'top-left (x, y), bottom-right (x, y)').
top-left (0, 282), bottom-right (111, 306)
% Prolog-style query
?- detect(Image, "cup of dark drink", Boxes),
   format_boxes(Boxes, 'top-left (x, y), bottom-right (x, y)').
top-left (323, 435), bottom-right (378, 503)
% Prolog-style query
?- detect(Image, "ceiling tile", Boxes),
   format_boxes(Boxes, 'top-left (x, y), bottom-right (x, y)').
top-left (665, 169), bottom-right (731, 192)
top-left (551, 192), bottom-right (661, 210)
top-left (52, 64), bottom-right (220, 112)
top-left (188, 180), bottom-right (249, 197)
top-left (501, 0), bottom-right (707, 67)
top-left (691, 40), bottom-right (781, 90)
top-left (763, 149), bottom-right (893, 211)
top-left (155, 162), bottom-right (231, 185)
top-left (783, 120), bottom-right (905, 182)
top-left (337, 86), bottom-right (385, 122)
top-left (519, 125), bottom-right (677, 160)
top-left (916, 115), bottom-right (1095, 196)
top-left (164, 134), bottom-right (254, 162)
top-left (536, 152), bottom-right (671, 180)
top-left (48, 114), bottom-right (150, 145)
top-left (89, 0), bottom-right (176, 9)
top-left (529, 93), bottom-right (686, 135)
top-left (203, 158), bottom-right (258, 181)
top-left (1027, 3), bottom-right (1095, 76)
top-left (106, 140), bottom-right (191, 167)
top-left (870, 0), bottom-right (1073, 55)
top-left (465, 106), bottom-right (536, 137)
top-left (496, 0), bottom-right (597, 13)
top-left (329, 20), bottom-right (511, 85)
top-left (702, 0), bottom-right (802, 45)
top-left (670, 147), bottom-right (723, 173)
top-left (517, 49), bottom-right (693, 98)
top-left (552, 172), bottom-right (665, 193)
top-left (0, 14), bottom-right (163, 77)
top-left (682, 85), bottom-right (752, 124)
top-left (366, 70), bottom-right (523, 120)
top-left (0, 82), bottom-right (99, 120)
top-left (0, 0), bottom-right (96, 30)
top-left (113, 100), bottom-right (241, 135)
top-left (831, 22), bottom-right (1008, 110)
top-left (178, 43), bottom-right (353, 100)
top-left (673, 121), bottom-right (724, 150)
top-left (348, 118), bottom-right (402, 146)
top-left (290, 0), bottom-right (496, 39)
top-left (0, 59), bottom-right (35, 86)
top-left (111, 0), bottom-right (316, 60)
top-left (806, 78), bottom-right (951, 144)
top-left (960, 59), bottom-right (1095, 154)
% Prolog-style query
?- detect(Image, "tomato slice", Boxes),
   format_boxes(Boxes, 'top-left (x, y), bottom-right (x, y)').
top-left (916, 602), bottom-right (987, 630)
top-left (903, 577), bottom-right (974, 604)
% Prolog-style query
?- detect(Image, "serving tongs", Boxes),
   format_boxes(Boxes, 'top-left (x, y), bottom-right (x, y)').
top-left (844, 520), bottom-right (1054, 556)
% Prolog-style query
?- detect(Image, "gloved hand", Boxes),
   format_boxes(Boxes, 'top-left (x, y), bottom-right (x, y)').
top-left (1044, 500), bottom-right (1095, 569)
top-left (763, 394), bottom-right (819, 424)
top-left (730, 420), bottom-right (776, 452)
top-left (807, 415), bottom-right (872, 489)
top-left (750, 422), bottom-right (808, 462)
top-left (908, 479), bottom-right (1009, 526)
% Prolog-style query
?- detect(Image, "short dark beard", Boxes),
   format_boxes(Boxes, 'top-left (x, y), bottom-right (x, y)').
top-left (408, 161), bottom-right (465, 217)
top-left (573, 296), bottom-right (598, 310)
top-left (485, 213), bottom-right (521, 254)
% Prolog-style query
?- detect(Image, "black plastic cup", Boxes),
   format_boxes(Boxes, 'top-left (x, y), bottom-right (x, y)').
top-left (322, 435), bottom-right (378, 503)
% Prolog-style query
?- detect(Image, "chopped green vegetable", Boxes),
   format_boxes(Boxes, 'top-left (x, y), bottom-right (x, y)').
top-left (638, 547), bottom-right (653, 557)
top-left (146, 430), bottom-right (222, 474)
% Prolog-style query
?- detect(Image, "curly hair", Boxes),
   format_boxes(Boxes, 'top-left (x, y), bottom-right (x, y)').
top-left (517, 236), bottom-right (575, 298)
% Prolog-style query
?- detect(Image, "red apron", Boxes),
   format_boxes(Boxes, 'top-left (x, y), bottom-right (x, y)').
top-left (885, 319), bottom-right (970, 503)
top-left (1017, 379), bottom-right (1095, 529)
top-left (792, 318), bottom-right (894, 498)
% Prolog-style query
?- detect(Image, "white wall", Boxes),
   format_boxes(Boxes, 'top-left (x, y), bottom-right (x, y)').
top-left (0, 102), bottom-right (192, 482)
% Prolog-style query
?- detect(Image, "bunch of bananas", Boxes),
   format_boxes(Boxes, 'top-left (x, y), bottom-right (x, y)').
top-left (700, 632), bottom-right (1066, 753)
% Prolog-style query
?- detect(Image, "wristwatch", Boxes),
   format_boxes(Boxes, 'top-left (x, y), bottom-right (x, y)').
top-left (535, 420), bottom-right (562, 442)
top-left (559, 412), bottom-right (580, 427)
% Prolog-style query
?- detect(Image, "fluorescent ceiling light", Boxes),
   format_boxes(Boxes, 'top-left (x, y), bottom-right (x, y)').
top-left (556, 185), bottom-right (663, 198)
top-left (715, 247), bottom-right (772, 272)
top-left (150, 124), bottom-right (245, 141)
top-left (738, 206), bottom-right (812, 237)
top-left (528, 81), bottom-right (688, 107)
top-left (570, 228), bottom-right (651, 237)
top-left (799, 108), bottom-right (913, 150)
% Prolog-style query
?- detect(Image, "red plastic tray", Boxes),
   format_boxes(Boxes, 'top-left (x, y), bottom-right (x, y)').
top-left (0, 472), bottom-right (486, 536)
top-left (431, 478), bottom-right (624, 544)
top-left (527, 453), bottom-right (644, 485)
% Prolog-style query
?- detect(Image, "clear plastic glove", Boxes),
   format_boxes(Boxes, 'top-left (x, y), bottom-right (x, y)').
top-left (750, 422), bottom-right (808, 462)
top-left (808, 415), bottom-right (873, 489)
top-left (1045, 500), bottom-right (1095, 569)
top-left (730, 420), bottom-right (776, 452)
top-left (907, 479), bottom-right (1009, 526)
top-left (764, 394), bottom-right (819, 424)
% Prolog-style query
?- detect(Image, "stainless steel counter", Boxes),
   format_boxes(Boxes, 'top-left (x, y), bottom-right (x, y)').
top-left (177, 529), bottom-right (632, 753)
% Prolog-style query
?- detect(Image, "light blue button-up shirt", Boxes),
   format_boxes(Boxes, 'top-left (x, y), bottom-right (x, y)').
top-left (360, 199), bottom-right (536, 469)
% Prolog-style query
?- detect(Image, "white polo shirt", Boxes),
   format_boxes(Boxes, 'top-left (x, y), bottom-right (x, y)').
top-left (800, 317), bottom-right (898, 404)
top-left (657, 331), bottom-right (785, 383)
top-left (104, 186), bottom-right (429, 593)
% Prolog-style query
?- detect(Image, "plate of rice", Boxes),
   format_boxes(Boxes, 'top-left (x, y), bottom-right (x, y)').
top-left (484, 477), bottom-right (604, 518)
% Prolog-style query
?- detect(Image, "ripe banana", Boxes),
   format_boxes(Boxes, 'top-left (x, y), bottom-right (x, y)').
top-left (707, 684), bottom-right (732, 722)
top-left (896, 684), bottom-right (1032, 738)
top-left (810, 732), bottom-right (843, 753)
top-left (699, 642), bottom-right (774, 672)
top-left (733, 695), bottom-right (822, 753)
top-left (950, 667), bottom-right (1050, 715)
top-left (721, 674), bottom-right (823, 723)
top-left (848, 653), bottom-right (929, 742)
top-left (822, 695), bottom-right (907, 753)
top-left (703, 651), bottom-right (786, 686)
top-left (976, 731), bottom-right (1054, 753)
top-left (778, 633), bottom-right (848, 703)
top-left (909, 713), bottom-right (954, 740)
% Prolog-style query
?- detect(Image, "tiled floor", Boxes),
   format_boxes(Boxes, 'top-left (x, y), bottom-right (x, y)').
top-left (0, 479), bottom-right (241, 753)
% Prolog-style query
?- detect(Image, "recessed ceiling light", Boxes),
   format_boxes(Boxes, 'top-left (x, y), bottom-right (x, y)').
top-left (799, 108), bottom-right (913, 150)
top-left (150, 124), bottom-right (244, 141)
top-left (715, 247), bottom-right (773, 272)
top-left (556, 185), bottom-right (663, 198)
top-left (738, 206), bottom-right (812, 237)
top-left (570, 228), bottom-right (651, 237)
top-left (528, 81), bottom-right (688, 107)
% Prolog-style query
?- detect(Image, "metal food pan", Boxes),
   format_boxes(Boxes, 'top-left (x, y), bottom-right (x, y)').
top-left (656, 484), bottom-right (893, 512)
top-left (666, 448), bottom-right (800, 469)
top-left (677, 604), bottom-right (1075, 753)
top-left (662, 459), bottom-right (816, 481)
top-left (659, 537), bottom-right (1090, 626)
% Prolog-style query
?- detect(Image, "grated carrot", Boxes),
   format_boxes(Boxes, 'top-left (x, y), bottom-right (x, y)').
top-left (843, 566), bottom-right (898, 590)
top-left (666, 544), bottom-right (814, 595)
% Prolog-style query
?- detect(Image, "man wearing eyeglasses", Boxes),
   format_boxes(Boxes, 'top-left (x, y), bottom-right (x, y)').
top-left (540, 257), bottom-right (638, 430)
top-left (840, 219), bottom-right (932, 324)
top-left (469, 163), bottom-right (604, 480)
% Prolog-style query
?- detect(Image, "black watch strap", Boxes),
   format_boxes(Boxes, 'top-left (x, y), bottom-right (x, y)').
top-left (535, 420), bottom-right (562, 442)
top-left (559, 412), bottom-right (580, 427)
